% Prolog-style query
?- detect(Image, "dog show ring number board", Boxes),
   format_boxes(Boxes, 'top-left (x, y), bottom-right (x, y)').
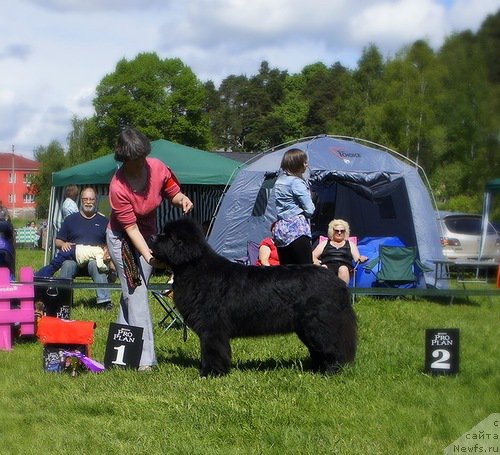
top-left (425, 328), bottom-right (459, 375)
top-left (104, 323), bottom-right (143, 369)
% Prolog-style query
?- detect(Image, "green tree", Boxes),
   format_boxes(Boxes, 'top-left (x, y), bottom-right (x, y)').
top-left (363, 40), bottom-right (445, 172)
top-left (301, 62), bottom-right (334, 135)
top-left (270, 73), bottom-right (308, 143)
top-left (240, 61), bottom-right (288, 151)
top-left (324, 62), bottom-right (359, 136)
top-left (93, 52), bottom-right (210, 150)
top-left (436, 30), bottom-right (497, 208)
top-left (476, 9), bottom-right (500, 187)
top-left (210, 74), bottom-right (249, 151)
top-left (354, 44), bottom-right (384, 105)
top-left (32, 141), bottom-right (67, 218)
top-left (477, 9), bottom-right (500, 84)
top-left (66, 115), bottom-right (103, 165)
top-left (203, 80), bottom-right (220, 150)
top-left (301, 61), bottom-right (353, 137)
top-left (354, 44), bottom-right (385, 137)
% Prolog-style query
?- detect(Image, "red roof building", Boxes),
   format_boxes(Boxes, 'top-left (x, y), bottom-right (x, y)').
top-left (0, 153), bottom-right (40, 218)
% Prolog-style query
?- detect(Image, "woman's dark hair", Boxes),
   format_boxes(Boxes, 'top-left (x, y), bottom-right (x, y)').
top-left (280, 148), bottom-right (308, 177)
top-left (114, 128), bottom-right (151, 162)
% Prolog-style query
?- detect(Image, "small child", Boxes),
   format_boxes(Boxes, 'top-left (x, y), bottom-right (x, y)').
top-left (35, 244), bottom-right (116, 282)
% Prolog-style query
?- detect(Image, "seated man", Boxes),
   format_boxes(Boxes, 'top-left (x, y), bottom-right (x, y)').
top-left (48, 187), bottom-right (113, 310)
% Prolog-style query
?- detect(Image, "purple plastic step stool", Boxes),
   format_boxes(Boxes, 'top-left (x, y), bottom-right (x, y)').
top-left (0, 266), bottom-right (35, 351)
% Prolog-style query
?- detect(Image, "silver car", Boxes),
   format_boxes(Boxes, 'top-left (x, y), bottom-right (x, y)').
top-left (436, 211), bottom-right (500, 260)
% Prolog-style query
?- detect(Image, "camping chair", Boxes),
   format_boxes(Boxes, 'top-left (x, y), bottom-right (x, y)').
top-left (151, 289), bottom-right (188, 341)
top-left (363, 245), bottom-right (432, 290)
top-left (235, 240), bottom-right (260, 266)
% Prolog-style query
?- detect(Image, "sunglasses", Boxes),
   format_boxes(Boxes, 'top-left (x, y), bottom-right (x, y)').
top-left (334, 229), bottom-right (345, 234)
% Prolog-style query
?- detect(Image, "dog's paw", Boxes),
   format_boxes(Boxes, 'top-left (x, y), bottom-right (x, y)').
top-left (200, 367), bottom-right (229, 378)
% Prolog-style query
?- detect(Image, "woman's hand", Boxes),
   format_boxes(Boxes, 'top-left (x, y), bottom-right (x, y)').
top-left (181, 197), bottom-right (194, 214)
top-left (172, 192), bottom-right (194, 214)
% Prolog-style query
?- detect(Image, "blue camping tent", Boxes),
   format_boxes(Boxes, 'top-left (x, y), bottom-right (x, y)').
top-left (208, 135), bottom-right (444, 288)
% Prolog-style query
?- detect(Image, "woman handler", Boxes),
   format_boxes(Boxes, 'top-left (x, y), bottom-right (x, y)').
top-left (107, 128), bottom-right (193, 371)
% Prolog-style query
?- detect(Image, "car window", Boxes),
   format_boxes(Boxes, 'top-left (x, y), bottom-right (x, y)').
top-left (444, 216), bottom-right (496, 235)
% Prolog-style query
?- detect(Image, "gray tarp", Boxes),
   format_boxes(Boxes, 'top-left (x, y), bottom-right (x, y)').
top-left (208, 135), bottom-right (444, 288)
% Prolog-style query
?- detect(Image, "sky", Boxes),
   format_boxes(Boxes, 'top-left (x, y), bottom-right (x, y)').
top-left (1, 0), bottom-right (499, 159)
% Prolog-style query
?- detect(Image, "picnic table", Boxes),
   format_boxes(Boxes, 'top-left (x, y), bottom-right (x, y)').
top-left (432, 258), bottom-right (499, 288)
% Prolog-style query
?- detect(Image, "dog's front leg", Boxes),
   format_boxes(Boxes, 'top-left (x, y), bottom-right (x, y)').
top-left (199, 331), bottom-right (232, 377)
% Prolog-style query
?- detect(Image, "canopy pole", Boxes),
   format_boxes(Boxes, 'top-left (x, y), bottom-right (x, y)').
top-left (44, 185), bottom-right (56, 266)
top-left (479, 191), bottom-right (491, 260)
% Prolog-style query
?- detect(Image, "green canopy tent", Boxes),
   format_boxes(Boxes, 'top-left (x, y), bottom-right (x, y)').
top-left (44, 139), bottom-right (243, 263)
top-left (52, 139), bottom-right (241, 186)
top-left (479, 178), bottom-right (500, 259)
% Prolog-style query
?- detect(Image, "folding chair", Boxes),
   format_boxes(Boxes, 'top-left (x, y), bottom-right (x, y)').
top-left (151, 290), bottom-right (188, 341)
top-left (363, 245), bottom-right (432, 289)
top-left (247, 241), bottom-right (260, 266)
top-left (235, 240), bottom-right (260, 265)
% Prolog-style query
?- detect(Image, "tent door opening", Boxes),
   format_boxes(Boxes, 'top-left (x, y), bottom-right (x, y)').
top-left (310, 177), bottom-right (417, 248)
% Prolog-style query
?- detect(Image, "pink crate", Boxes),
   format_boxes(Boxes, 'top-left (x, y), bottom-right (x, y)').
top-left (0, 267), bottom-right (35, 351)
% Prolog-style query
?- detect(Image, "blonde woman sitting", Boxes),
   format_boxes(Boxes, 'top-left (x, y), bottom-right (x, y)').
top-left (312, 219), bottom-right (368, 285)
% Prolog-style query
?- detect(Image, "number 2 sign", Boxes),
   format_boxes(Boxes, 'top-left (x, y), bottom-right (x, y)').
top-left (425, 329), bottom-right (459, 375)
top-left (104, 323), bottom-right (144, 370)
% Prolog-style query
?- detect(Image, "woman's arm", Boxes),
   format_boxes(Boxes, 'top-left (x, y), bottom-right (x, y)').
top-left (292, 178), bottom-right (315, 218)
top-left (258, 245), bottom-right (272, 266)
top-left (312, 240), bottom-right (328, 266)
top-left (350, 242), bottom-right (368, 263)
top-left (124, 224), bottom-right (156, 266)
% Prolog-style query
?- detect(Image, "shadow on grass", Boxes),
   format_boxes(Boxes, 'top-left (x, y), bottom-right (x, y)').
top-left (157, 346), bottom-right (310, 373)
top-left (234, 357), bottom-right (309, 373)
top-left (73, 295), bottom-right (111, 310)
top-left (427, 296), bottom-right (481, 306)
top-left (365, 294), bottom-right (482, 306)
top-left (157, 347), bottom-right (199, 369)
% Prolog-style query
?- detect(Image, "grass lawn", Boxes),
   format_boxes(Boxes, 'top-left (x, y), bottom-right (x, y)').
top-left (0, 248), bottom-right (498, 454)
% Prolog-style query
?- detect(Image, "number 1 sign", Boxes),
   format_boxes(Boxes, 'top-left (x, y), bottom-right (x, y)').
top-left (425, 329), bottom-right (459, 375)
top-left (104, 323), bottom-right (144, 370)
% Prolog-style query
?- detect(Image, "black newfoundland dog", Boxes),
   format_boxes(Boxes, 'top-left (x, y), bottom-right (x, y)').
top-left (151, 218), bottom-right (357, 377)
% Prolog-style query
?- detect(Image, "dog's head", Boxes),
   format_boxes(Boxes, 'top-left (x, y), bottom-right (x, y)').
top-left (151, 217), bottom-right (208, 267)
